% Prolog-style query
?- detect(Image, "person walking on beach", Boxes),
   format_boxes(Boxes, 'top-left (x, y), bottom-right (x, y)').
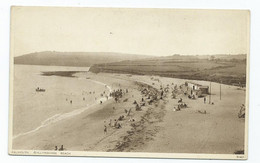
top-left (204, 97), bottom-right (206, 104)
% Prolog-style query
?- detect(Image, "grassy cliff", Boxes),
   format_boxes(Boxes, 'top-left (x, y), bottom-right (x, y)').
top-left (90, 54), bottom-right (247, 86)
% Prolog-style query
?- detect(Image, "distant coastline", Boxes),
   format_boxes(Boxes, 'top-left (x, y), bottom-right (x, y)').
top-left (14, 52), bottom-right (247, 87)
top-left (14, 51), bottom-right (151, 67)
top-left (41, 71), bottom-right (82, 78)
top-left (89, 54), bottom-right (247, 87)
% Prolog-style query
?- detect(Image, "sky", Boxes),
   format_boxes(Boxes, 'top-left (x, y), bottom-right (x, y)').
top-left (11, 7), bottom-right (250, 57)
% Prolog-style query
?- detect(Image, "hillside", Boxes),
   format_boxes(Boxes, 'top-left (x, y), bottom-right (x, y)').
top-left (89, 54), bottom-right (247, 86)
top-left (14, 51), bottom-right (150, 67)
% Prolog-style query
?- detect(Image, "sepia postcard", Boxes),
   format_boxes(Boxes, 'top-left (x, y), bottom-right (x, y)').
top-left (9, 6), bottom-right (250, 159)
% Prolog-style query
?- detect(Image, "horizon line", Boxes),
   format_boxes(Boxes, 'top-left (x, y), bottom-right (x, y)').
top-left (15, 51), bottom-right (247, 57)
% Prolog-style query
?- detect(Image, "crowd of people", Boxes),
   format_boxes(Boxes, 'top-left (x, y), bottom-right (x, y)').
top-left (102, 82), bottom-right (161, 135)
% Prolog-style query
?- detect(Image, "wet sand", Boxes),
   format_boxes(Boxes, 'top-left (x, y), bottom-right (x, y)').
top-left (13, 65), bottom-right (108, 136)
top-left (12, 71), bottom-right (246, 154)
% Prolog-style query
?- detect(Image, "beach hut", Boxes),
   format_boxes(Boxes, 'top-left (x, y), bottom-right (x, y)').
top-left (198, 85), bottom-right (209, 94)
top-left (185, 81), bottom-right (209, 97)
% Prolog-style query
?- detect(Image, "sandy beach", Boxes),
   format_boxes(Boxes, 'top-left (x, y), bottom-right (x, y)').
top-left (12, 65), bottom-right (245, 154)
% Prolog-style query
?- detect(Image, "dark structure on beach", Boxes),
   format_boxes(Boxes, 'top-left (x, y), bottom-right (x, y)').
top-left (185, 81), bottom-right (209, 97)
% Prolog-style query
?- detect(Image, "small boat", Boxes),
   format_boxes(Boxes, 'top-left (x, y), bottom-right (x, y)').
top-left (36, 87), bottom-right (46, 92)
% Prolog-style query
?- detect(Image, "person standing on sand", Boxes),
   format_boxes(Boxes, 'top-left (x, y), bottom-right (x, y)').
top-left (59, 145), bottom-right (64, 151)
top-left (204, 97), bottom-right (206, 104)
top-left (114, 119), bottom-right (118, 127)
top-left (104, 125), bottom-right (107, 134)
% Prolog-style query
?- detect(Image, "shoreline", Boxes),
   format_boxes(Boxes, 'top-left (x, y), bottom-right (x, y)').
top-left (89, 67), bottom-right (246, 87)
top-left (12, 70), bottom-right (246, 154)
top-left (16, 63), bottom-right (246, 87)
top-left (13, 76), bottom-right (113, 140)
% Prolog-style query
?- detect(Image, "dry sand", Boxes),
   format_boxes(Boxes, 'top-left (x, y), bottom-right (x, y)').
top-left (12, 68), bottom-right (246, 154)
